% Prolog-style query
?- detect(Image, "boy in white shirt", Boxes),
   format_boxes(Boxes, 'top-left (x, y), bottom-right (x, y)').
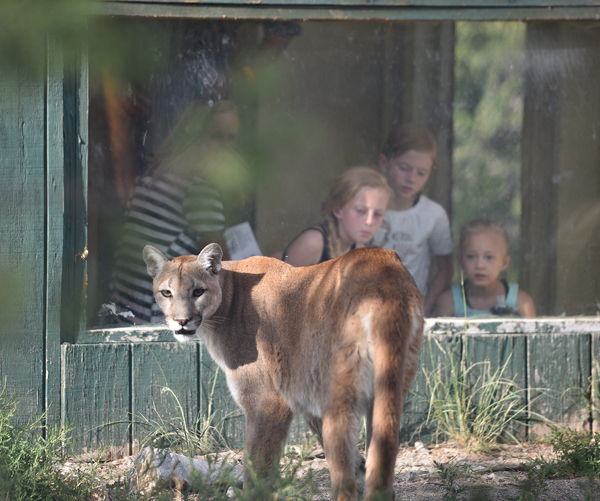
top-left (373, 124), bottom-right (454, 316)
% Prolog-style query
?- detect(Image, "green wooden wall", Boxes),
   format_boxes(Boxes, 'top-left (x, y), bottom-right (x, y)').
top-left (58, 319), bottom-right (599, 453)
top-left (1, 0), bottom-right (600, 457)
top-left (0, 51), bottom-right (47, 421)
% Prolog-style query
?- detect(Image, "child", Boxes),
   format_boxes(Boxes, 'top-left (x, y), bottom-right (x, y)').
top-left (283, 166), bottom-right (392, 266)
top-left (435, 218), bottom-right (536, 317)
top-left (373, 124), bottom-right (454, 316)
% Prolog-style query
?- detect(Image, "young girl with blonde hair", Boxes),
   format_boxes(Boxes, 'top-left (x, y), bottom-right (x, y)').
top-left (435, 218), bottom-right (536, 317)
top-left (283, 166), bottom-right (392, 266)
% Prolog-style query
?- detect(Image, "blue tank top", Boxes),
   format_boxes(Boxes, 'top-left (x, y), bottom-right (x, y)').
top-left (452, 280), bottom-right (519, 318)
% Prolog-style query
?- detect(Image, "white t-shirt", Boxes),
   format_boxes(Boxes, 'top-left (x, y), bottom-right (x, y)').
top-left (372, 195), bottom-right (453, 295)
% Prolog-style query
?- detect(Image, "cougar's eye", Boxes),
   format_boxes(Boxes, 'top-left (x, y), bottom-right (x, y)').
top-left (160, 290), bottom-right (172, 298)
top-left (193, 288), bottom-right (205, 297)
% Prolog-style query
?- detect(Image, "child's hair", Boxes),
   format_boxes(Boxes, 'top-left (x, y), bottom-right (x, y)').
top-left (458, 218), bottom-right (510, 257)
top-left (381, 123), bottom-right (438, 167)
top-left (321, 166), bottom-right (392, 259)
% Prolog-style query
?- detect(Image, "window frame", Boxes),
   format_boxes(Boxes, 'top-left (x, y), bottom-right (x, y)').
top-left (72, 0), bottom-right (600, 343)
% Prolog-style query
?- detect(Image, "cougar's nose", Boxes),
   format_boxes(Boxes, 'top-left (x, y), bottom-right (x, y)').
top-left (175, 318), bottom-right (190, 327)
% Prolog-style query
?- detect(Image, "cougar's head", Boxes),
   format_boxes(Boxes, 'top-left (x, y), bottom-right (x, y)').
top-left (142, 243), bottom-right (223, 343)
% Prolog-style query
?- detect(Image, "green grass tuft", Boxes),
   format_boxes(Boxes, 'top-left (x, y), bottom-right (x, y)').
top-left (422, 337), bottom-right (538, 451)
top-left (0, 380), bottom-right (97, 501)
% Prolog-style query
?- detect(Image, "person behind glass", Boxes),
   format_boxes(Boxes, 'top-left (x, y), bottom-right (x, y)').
top-left (282, 166), bottom-right (392, 266)
top-left (373, 124), bottom-right (454, 316)
top-left (108, 99), bottom-right (241, 325)
top-left (435, 218), bottom-right (536, 317)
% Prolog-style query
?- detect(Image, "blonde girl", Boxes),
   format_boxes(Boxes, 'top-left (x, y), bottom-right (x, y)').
top-left (435, 218), bottom-right (536, 317)
top-left (283, 166), bottom-right (392, 267)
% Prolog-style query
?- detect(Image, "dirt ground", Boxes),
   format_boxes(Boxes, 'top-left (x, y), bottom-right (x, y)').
top-left (70, 440), bottom-right (600, 500)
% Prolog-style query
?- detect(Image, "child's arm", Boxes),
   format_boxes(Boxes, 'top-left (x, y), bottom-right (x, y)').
top-left (516, 290), bottom-right (536, 317)
top-left (283, 229), bottom-right (325, 267)
top-left (424, 253), bottom-right (454, 316)
top-left (434, 288), bottom-right (455, 317)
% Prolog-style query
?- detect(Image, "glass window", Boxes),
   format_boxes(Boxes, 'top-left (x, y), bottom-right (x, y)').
top-left (87, 17), bottom-right (600, 327)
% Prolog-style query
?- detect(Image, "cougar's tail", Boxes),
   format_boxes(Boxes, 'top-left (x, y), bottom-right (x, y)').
top-left (365, 291), bottom-right (424, 499)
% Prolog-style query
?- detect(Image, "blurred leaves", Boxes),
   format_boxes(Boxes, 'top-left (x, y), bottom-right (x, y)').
top-left (0, 1), bottom-right (171, 81)
top-left (453, 22), bottom-right (526, 273)
top-left (0, 0), bottom-right (92, 76)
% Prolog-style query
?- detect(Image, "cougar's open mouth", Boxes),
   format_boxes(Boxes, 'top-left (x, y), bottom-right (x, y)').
top-left (175, 328), bottom-right (195, 336)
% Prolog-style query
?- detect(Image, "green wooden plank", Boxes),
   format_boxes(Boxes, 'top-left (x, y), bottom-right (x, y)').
top-left (592, 333), bottom-right (600, 432)
top-left (46, 35), bottom-right (66, 429)
top-left (131, 342), bottom-right (198, 453)
top-left (400, 334), bottom-right (462, 444)
top-left (0, 54), bottom-right (46, 420)
top-left (78, 325), bottom-right (174, 343)
top-left (63, 35), bottom-right (89, 337)
top-left (426, 318), bottom-right (600, 336)
top-left (527, 333), bottom-right (591, 438)
top-left (463, 333), bottom-right (528, 441)
top-left (101, 0), bottom-right (600, 8)
top-left (95, 2), bottom-right (600, 20)
top-left (61, 343), bottom-right (131, 456)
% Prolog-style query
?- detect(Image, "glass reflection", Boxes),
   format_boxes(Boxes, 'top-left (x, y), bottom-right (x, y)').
top-left (87, 19), bottom-right (600, 326)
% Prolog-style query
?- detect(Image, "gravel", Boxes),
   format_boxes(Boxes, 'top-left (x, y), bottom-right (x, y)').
top-left (70, 440), bottom-right (600, 500)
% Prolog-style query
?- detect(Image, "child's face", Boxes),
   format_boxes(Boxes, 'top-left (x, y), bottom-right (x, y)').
top-left (460, 231), bottom-right (510, 287)
top-left (379, 149), bottom-right (434, 206)
top-left (206, 110), bottom-right (240, 151)
top-left (333, 186), bottom-right (389, 246)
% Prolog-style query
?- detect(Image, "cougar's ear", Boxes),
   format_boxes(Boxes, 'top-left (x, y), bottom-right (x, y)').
top-left (197, 243), bottom-right (222, 275)
top-left (143, 245), bottom-right (169, 278)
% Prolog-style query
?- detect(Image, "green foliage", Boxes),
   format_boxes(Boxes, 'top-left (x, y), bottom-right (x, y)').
top-left (434, 459), bottom-right (474, 501)
top-left (513, 428), bottom-right (600, 501)
top-left (423, 337), bottom-right (534, 451)
top-left (104, 442), bottom-right (318, 500)
top-left (0, 0), bottom-right (92, 76)
top-left (231, 448), bottom-right (317, 501)
top-left (0, 381), bottom-right (97, 501)
top-left (453, 22), bottom-right (526, 279)
top-left (541, 427), bottom-right (600, 478)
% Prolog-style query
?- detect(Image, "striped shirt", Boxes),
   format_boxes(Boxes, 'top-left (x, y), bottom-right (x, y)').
top-left (109, 170), bottom-right (225, 325)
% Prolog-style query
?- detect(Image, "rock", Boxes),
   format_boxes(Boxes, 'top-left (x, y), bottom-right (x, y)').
top-left (414, 441), bottom-right (429, 454)
top-left (227, 486), bottom-right (242, 498)
top-left (128, 446), bottom-right (243, 495)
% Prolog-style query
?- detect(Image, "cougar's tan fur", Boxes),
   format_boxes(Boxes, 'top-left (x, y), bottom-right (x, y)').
top-left (143, 243), bottom-right (424, 501)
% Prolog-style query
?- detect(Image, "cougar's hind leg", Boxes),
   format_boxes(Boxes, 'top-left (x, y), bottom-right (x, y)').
top-left (243, 391), bottom-right (294, 483)
top-left (308, 414), bottom-right (366, 495)
top-left (322, 407), bottom-right (361, 501)
top-left (364, 337), bottom-right (409, 500)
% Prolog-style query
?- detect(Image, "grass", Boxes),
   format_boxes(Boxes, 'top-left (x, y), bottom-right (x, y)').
top-left (101, 357), bottom-right (317, 500)
top-left (524, 427), bottom-right (600, 479)
top-left (0, 372), bottom-right (316, 500)
top-left (104, 441), bottom-right (318, 500)
top-left (432, 427), bottom-right (600, 501)
top-left (514, 428), bottom-right (600, 501)
top-left (422, 336), bottom-right (539, 451)
top-left (131, 368), bottom-right (230, 458)
top-left (433, 459), bottom-right (475, 501)
top-left (0, 380), bottom-right (98, 501)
